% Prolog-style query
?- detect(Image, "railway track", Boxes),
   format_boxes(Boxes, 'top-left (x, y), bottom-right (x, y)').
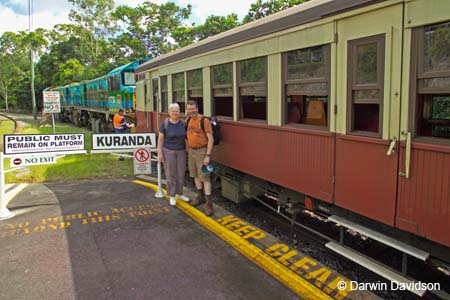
top-left (0, 113), bottom-right (18, 135)
top-left (214, 193), bottom-right (450, 300)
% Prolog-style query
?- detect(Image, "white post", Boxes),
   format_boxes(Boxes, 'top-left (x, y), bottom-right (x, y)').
top-left (0, 152), bottom-right (14, 219)
top-left (154, 158), bottom-right (164, 198)
top-left (52, 113), bottom-right (56, 134)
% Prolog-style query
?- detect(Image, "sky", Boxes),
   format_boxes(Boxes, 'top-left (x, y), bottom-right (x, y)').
top-left (0, 0), bottom-right (256, 35)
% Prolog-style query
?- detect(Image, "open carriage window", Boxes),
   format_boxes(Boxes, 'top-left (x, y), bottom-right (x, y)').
top-left (211, 63), bottom-right (233, 118)
top-left (172, 72), bottom-right (185, 113)
top-left (414, 21), bottom-right (450, 140)
top-left (348, 34), bottom-right (385, 136)
top-left (160, 76), bottom-right (168, 113)
top-left (152, 78), bottom-right (158, 112)
top-left (188, 69), bottom-right (203, 114)
top-left (284, 45), bottom-right (330, 127)
top-left (238, 57), bottom-right (267, 121)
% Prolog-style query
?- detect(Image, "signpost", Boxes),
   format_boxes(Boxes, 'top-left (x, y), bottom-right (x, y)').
top-left (43, 91), bottom-right (61, 133)
top-left (133, 148), bottom-right (152, 175)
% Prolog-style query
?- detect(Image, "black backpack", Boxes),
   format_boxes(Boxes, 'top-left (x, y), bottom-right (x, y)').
top-left (186, 116), bottom-right (221, 146)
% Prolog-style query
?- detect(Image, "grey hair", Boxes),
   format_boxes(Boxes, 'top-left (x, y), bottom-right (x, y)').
top-left (168, 103), bottom-right (180, 112)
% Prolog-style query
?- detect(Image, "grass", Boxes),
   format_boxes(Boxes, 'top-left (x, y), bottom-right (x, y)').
top-left (2, 121), bottom-right (134, 183)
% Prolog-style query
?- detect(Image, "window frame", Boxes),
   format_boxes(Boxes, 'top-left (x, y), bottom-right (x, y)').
top-left (152, 78), bottom-right (158, 112)
top-left (237, 56), bottom-right (268, 123)
top-left (172, 72), bottom-right (186, 113)
top-left (211, 63), bottom-right (234, 119)
top-left (283, 44), bottom-right (331, 130)
top-left (347, 34), bottom-right (385, 137)
top-left (410, 23), bottom-right (450, 144)
top-left (160, 75), bottom-right (168, 113)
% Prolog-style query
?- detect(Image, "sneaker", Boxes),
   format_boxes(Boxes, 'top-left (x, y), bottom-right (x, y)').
top-left (176, 194), bottom-right (190, 202)
top-left (205, 202), bottom-right (214, 217)
top-left (169, 197), bottom-right (176, 206)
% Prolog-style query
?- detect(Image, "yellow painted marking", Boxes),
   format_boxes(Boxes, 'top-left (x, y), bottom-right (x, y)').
top-left (0, 203), bottom-right (169, 238)
top-left (133, 180), bottom-right (333, 300)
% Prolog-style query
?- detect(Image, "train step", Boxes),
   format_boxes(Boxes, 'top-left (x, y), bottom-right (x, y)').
top-left (328, 215), bottom-right (429, 261)
top-left (325, 241), bottom-right (426, 297)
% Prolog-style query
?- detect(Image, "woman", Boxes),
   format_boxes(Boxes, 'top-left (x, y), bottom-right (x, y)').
top-left (157, 103), bottom-right (190, 206)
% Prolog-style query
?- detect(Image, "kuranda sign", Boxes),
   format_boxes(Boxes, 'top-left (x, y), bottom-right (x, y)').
top-left (4, 134), bottom-right (85, 155)
top-left (92, 133), bottom-right (156, 150)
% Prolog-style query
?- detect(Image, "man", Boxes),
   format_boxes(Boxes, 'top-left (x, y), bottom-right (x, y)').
top-left (186, 100), bottom-right (215, 216)
top-left (113, 108), bottom-right (133, 161)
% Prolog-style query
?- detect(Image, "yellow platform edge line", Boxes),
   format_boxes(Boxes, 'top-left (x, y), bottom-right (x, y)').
top-left (133, 179), bottom-right (333, 300)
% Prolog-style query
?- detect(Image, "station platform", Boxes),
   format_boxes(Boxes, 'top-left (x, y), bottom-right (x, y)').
top-left (0, 178), bottom-right (380, 300)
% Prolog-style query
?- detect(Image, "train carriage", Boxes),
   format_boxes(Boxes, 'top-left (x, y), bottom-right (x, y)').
top-left (134, 0), bottom-right (450, 283)
top-left (48, 59), bottom-right (149, 132)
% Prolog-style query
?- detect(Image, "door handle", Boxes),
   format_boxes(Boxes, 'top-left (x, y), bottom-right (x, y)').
top-left (387, 139), bottom-right (396, 156)
top-left (399, 131), bottom-right (411, 179)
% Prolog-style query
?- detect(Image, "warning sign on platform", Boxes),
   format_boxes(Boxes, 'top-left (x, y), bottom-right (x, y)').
top-left (3, 134), bottom-right (85, 155)
top-left (133, 148), bottom-right (152, 175)
top-left (43, 91), bottom-right (61, 113)
top-left (92, 133), bottom-right (156, 151)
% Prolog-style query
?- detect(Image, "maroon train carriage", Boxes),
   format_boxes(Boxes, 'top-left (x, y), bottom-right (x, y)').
top-left (133, 0), bottom-right (450, 283)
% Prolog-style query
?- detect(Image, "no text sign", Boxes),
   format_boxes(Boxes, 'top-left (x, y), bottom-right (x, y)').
top-left (133, 148), bottom-right (152, 175)
top-left (43, 91), bottom-right (61, 113)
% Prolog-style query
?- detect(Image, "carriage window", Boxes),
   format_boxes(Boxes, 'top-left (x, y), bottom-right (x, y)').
top-left (123, 72), bottom-right (136, 86)
top-left (212, 63), bottom-right (233, 118)
top-left (188, 69), bottom-right (203, 114)
top-left (152, 78), bottom-right (158, 112)
top-left (238, 57), bottom-right (267, 121)
top-left (172, 72), bottom-right (185, 113)
top-left (285, 45), bottom-right (329, 127)
top-left (348, 35), bottom-right (385, 135)
top-left (160, 76), bottom-right (168, 113)
top-left (415, 21), bottom-right (450, 139)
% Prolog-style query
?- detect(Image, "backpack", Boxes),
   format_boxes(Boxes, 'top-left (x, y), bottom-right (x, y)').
top-left (186, 116), bottom-right (221, 146)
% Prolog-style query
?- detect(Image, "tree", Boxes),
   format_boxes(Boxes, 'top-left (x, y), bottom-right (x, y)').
top-left (112, 1), bottom-right (192, 58)
top-left (68, 0), bottom-right (116, 66)
top-left (243, 0), bottom-right (310, 23)
top-left (172, 14), bottom-right (239, 47)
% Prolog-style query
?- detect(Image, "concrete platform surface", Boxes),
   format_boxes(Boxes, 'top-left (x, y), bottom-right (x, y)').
top-left (0, 179), bottom-right (299, 300)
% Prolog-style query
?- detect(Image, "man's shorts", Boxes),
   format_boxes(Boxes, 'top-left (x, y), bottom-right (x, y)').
top-left (188, 147), bottom-right (210, 182)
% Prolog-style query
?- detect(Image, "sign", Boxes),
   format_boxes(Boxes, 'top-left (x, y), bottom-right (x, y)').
top-left (92, 133), bottom-right (156, 151)
top-left (43, 91), bottom-right (61, 113)
top-left (10, 154), bottom-right (57, 167)
top-left (133, 148), bottom-right (152, 175)
top-left (3, 134), bottom-right (85, 155)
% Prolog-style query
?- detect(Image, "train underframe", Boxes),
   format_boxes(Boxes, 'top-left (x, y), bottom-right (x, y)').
top-left (59, 106), bottom-right (135, 133)
top-left (214, 162), bottom-right (450, 272)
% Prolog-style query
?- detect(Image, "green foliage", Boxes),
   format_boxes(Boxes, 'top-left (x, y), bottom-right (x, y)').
top-left (243, 0), bottom-right (310, 23)
top-left (112, 1), bottom-right (192, 57)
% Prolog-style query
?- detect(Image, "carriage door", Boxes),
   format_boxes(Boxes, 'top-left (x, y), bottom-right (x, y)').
top-left (334, 5), bottom-right (403, 226)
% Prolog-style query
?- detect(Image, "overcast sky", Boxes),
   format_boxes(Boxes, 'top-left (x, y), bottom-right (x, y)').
top-left (0, 0), bottom-right (256, 34)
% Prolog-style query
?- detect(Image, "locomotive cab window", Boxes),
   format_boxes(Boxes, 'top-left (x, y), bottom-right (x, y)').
top-left (284, 45), bottom-right (330, 127)
top-left (160, 76), bottom-right (168, 113)
top-left (172, 72), bottom-right (185, 113)
top-left (188, 69), bottom-right (203, 114)
top-left (348, 35), bottom-right (385, 136)
top-left (413, 21), bottom-right (450, 140)
top-left (152, 78), bottom-right (158, 112)
top-left (238, 57), bottom-right (267, 121)
top-left (212, 63), bottom-right (233, 118)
